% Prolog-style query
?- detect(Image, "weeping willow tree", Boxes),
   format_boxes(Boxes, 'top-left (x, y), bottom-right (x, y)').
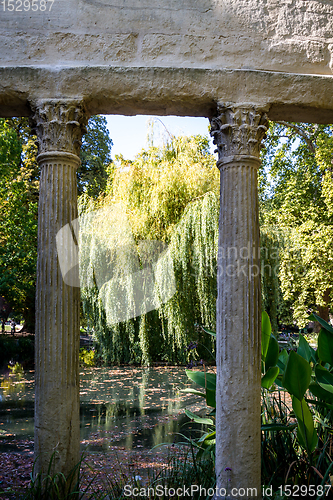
top-left (79, 134), bottom-right (220, 364)
top-left (160, 192), bottom-right (219, 362)
top-left (79, 128), bottom-right (289, 364)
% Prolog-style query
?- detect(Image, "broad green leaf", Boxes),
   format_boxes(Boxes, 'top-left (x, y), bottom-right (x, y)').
top-left (309, 313), bottom-right (333, 334)
top-left (202, 327), bottom-right (216, 338)
top-left (261, 311), bottom-right (271, 361)
top-left (198, 431), bottom-right (216, 443)
top-left (261, 423), bottom-right (297, 432)
top-left (308, 381), bottom-right (333, 404)
top-left (201, 439), bottom-right (215, 447)
top-left (185, 370), bottom-right (216, 392)
top-left (318, 328), bottom-right (333, 366)
top-left (277, 349), bottom-right (288, 374)
top-left (315, 365), bottom-right (333, 394)
top-left (261, 366), bottom-right (279, 389)
top-left (265, 335), bottom-right (279, 371)
top-left (181, 388), bottom-right (206, 397)
top-left (185, 409), bottom-right (214, 425)
top-left (292, 396), bottom-right (317, 453)
top-left (282, 350), bottom-right (311, 400)
top-left (298, 335), bottom-right (313, 363)
top-left (206, 388), bottom-right (216, 408)
top-left (296, 425), bottom-right (317, 453)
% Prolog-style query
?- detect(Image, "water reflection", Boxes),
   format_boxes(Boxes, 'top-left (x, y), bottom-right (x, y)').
top-left (0, 366), bottom-right (208, 454)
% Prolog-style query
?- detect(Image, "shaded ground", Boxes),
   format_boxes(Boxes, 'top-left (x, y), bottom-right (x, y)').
top-left (0, 439), bottom-right (190, 499)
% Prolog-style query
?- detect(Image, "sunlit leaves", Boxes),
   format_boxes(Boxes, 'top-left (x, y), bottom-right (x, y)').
top-left (260, 122), bottom-right (333, 326)
top-left (261, 366), bottom-right (279, 390)
top-left (80, 134), bottom-right (219, 364)
top-left (79, 115), bottom-right (113, 198)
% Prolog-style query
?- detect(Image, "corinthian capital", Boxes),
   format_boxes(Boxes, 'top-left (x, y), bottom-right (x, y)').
top-left (32, 100), bottom-right (88, 157)
top-left (210, 106), bottom-right (268, 165)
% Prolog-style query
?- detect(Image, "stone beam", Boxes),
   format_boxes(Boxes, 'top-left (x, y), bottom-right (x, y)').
top-left (211, 105), bottom-right (267, 499)
top-left (1, 67), bottom-right (333, 123)
top-left (32, 100), bottom-right (87, 480)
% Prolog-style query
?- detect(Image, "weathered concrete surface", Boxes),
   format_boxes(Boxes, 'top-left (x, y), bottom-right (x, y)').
top-left (1, 66), bottom-right (333, 122)
top-left (1, 1), bottom-right (333, 120)
top-left (2, 0), bottom-right (333, 75)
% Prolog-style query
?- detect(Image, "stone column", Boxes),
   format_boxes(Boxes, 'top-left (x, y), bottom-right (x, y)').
top-left (210, 106), bottom-right (268, 499)
top-left (32, 100), bottom-right (87, 478)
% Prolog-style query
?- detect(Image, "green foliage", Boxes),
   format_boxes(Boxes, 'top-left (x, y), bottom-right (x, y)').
top-left (0, 118), bottom-right (38, 331)
top-left (183, 313), bottom-right (281, 456)
top-left (264, 312), bottom-right (333, 486)
top-left (24, 453), bottom-right (82, 500)
top-left (79, 348), bottom-right (95, 367)
top-left (8, 361), bottom-right (23, 375)
top-left (265, 336), bottom-right (279, 371)
top-left (260, 122), bottom-right (333, 326)
top-left (260, 229), bottom-right (285, 334)
top-left (110, 134), bottom-right (218, 242)
top-left (79, 134), bottom-right (219, 364)
top-left (282, 351), bottom-right (311, 401)
top-left (0, 116), bottom-right (113, 331)
top-left (78, 115), bottom-right (113, 198)
top-left (261, 313), bottom-right (280, 390)
top-left (23, 445), bottom-right (216, 500)
top-left (261, 310), bottom-right (272, 359)
top-left (160, 191), bottom-right (219, 363)
top-left (318, 328), bottom-right (333, 365)
top-left (185, 369), bottom-right (216, 408)
top-left (261, 366), bottom-right (280, 390)
top-left (184, 312), bottom-right (333, 491)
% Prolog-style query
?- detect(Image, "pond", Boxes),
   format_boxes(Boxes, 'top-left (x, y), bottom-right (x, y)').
top-left (0, 366), bottom-right (209, 456)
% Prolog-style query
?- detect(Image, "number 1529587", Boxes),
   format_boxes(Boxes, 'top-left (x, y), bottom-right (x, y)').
top-left (279, 484), bottom-right (331, 497)
top-left (2, 0), bottom-right (54, 11)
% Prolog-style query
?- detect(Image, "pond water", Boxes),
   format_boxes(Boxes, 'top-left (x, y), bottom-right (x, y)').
top-left (0, 366), bottom-right (209, 455)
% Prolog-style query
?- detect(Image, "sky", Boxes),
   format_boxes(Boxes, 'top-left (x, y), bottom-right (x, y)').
top-left (104, 114), bottom-right (215, 160)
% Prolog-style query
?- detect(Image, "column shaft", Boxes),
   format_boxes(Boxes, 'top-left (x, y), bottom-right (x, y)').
top-left (216, 160), bottom-right (261, 495)
top-left (32, 101), bottom-right (87, 479)
top-left (35, 154), bottom-right (80, 476)
top-left (211, 106), bottom-right (268, 499)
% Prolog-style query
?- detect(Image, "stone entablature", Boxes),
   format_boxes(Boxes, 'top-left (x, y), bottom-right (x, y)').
top-left (2, 0), bottom-right (333, 122)
top-left (1, 0), bottom-right (333, 76)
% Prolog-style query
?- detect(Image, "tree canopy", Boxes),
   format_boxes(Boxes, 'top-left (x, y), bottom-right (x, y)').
top-left (80, 134), bottom-right (219, 364)
top-left (0, 118), bottom-right (38, 329)
top-left (2, 113), bottom-right (332, 342)
top-left (0, 115), bottom-right (113, 330)
top-left (260, 122), bottom-right (333, 326)
top-left (78, 115), bottom-right (113, 198)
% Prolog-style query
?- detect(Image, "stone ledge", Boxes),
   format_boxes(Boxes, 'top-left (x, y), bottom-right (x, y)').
top-left (0, 65), bottom-right (333, 123)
